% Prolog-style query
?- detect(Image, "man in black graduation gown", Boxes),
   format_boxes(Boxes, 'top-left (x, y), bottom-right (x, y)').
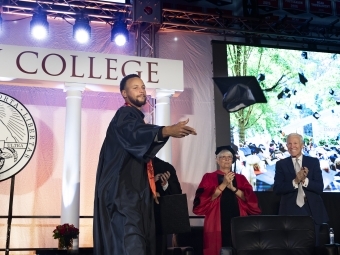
top-left (93, 74), bottom-right (196, 255)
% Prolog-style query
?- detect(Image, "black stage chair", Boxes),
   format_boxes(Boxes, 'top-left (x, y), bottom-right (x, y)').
top-left (221, 215), bottom-right (336, 255)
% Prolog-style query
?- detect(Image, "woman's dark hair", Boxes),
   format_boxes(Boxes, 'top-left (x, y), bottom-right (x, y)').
top-left (120, 74), bottom-right (140, 92)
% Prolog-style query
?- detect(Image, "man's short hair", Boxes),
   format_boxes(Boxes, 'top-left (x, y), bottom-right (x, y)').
top-left (120, 74), bottom-right (140, 92)
top-left (287, 133), bottom-right (304, 145)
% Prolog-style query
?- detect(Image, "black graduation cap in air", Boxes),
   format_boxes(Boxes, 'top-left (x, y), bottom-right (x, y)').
top-left (257, 73), bottom-right (265, 82)
top-left (295, 104), bottom-right (303, 109)
top-left (298, 73), bottom-right (308, 85)
top-left (213, 76), bottom-right (267, 113)
top-left (277, 88), bottom-right (291, 99)
top-left (313, 112), bottom-right (320, 119)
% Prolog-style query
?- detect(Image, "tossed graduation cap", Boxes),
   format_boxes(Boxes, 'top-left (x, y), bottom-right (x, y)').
top-left (213, 76), bottom-right (267, 113)
top-left (295, 104), bottom-right (303, 109)
top-left (298, 73), bottom-right (308, 85)
top-left (277, 88), bottom-right (291, 99)
top-left (313, 112), bottom-right (320, 119)
top-left (301, 51), bottom-right (308, 59)
top-left (257, 73), bottom-right (265, 82)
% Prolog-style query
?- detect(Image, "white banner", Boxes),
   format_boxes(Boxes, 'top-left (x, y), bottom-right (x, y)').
top-left (0, 44), bottom-right (184, 91)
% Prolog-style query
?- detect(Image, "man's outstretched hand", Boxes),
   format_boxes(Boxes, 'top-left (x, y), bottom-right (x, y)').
top-left (162, 118), bottom-right (197, 138)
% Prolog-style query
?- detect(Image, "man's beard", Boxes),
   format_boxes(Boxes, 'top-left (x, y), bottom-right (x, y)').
top-left (129, 95), bottom-right (147, 107)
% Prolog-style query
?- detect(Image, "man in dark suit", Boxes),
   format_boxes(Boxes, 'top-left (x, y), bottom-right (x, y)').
top-left (273, 133), bottom-right (329, 246)
top-left (153, 157), bottom-right (182, 255)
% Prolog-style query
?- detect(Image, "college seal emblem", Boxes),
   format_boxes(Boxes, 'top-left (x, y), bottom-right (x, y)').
top-left (0, 92), bottom-right (37, 181)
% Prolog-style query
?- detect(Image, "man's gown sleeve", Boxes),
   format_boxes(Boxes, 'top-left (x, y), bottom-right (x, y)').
top-left (114, 107), bottom-right (168, 161)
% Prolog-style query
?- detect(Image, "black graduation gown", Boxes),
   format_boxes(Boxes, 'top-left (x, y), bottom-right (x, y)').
top-left (93, 105), bottom-right (168, 255)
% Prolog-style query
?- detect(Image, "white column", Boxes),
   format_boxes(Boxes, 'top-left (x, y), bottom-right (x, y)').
top-left (155, 89), bottom-right (174, 163)
top-left (60, 83), bottom-right (85, 250)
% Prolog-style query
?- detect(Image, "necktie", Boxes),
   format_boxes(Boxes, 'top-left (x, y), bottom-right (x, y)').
top-left (295, 158), bottom-right (305, 207)
top-left (147, 160), bottom-right (157, 199)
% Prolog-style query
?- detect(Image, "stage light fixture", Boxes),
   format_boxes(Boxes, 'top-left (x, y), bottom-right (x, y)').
top-left (292, 89), bottom-right (297, 95)
top-left (30, 9), bottom-right (49, 40)
top-left (298, 73), bottom-right (308, 85)
top-left (283, 114), bottom-right (289, 120)
top-left (257, 73), bottom-right (265, 82)
top-left (301, 51), bottom-right (308, 59)
top-left (207, 0), bottom-right (232, 6)
top-left (330, 89), bottom-right (335, 95)
top-left (313, 112), bottom-right (320, 119)
top-left (103, 0), bottom-right (126, 3)
top-left (111, 19), bottom-right (129, 46)
top-left (73, 13), bottom-right (91, 44)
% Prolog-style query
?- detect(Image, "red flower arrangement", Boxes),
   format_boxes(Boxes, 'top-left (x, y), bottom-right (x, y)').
top-left (53, 223), bottom-right (79, 249)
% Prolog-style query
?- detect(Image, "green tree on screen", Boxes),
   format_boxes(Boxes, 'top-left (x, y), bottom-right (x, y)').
top-left (227, 44), bottom-right (340, 144)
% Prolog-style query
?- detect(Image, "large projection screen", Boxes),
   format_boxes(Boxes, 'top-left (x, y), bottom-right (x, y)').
top-left (212, 40), bottom-right (340, 192)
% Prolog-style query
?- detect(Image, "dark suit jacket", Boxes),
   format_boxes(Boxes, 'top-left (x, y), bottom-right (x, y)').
top-left (273, 155), bottom-right (329, 224)
top-left (153, 157), bottom-right (182, 196)
top-left (152, 157), bottom-right (182, 236)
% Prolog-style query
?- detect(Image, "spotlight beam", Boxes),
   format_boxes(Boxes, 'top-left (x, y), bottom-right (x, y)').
top-left (73, 12), bottom-right (91, 44)
top-left (111, 16), bottom-right (129, 46)
top-left (30, 8), bottom-right (49, 40)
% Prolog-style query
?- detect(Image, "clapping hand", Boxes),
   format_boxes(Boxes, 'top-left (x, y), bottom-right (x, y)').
top-left (301, 166), bottom-right (309, 181)
top-left (223, 172), bottom-right (235, 189)
top-left (155, 171), bottom-right (170, 186)
top-left (160, 171), bottom-right (170, 186)
top-left (295, 167), bottom-right (309, 183)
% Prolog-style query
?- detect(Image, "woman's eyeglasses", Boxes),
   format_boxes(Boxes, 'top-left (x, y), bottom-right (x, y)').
top-left (218, 156), bottom-right (233, 161)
